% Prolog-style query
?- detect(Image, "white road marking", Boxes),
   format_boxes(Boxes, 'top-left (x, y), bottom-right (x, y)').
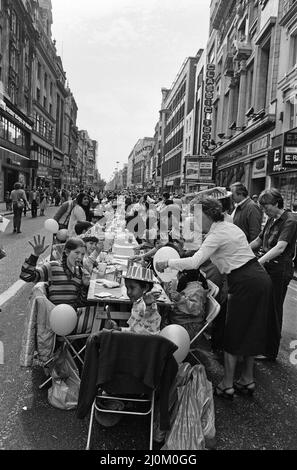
top-left (0, 255), bottom-right (50, 308)
top-left (0, 280), bottom-right (26, 307)
top-left (0, 341), bottom-right (3, 365)
top-left (289, 284), bottom-right (297, 294)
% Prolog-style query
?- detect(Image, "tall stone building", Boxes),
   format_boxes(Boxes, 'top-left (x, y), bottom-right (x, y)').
top-left (208, 0), bottom-right (280, 197)
top-left (160, 52), bottom-right (201, 192)
top-left (63, 88), bottom-right (79, 187)
top-left (26, 0), bottom-right (70, 190)
top-left (0, 0), bottom-right (35, 199)
top-left (130, 138), bottom-right (154, 190)
top-left (77, 130), bottom-right (97, 189)
top-left (270, 0), bottom-right (297, 208)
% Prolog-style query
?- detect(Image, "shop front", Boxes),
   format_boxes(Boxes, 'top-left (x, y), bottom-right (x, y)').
top-left (215, 132), bottom-right (271, 194)
top-left (36, 165), bottom-right (52, 189)
top-left (216, 144), bottom-right (249, 188)
top-left (249, 134), bottom-right (271, 197)
top-left (0, 99), bottom-right (33, 200)
top-left (269, 131), bottom-right (297, 209)
top-left (0, 148), bottom-right (31, 200)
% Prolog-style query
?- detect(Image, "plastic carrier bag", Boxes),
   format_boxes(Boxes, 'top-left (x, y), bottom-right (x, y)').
top-left (48, 344), bottom-right (81, 410)
top-left (161, 364), bottom-right (216, 451)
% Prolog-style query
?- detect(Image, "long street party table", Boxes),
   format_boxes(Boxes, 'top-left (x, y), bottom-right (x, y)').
top-left (87, 264), bottom-right (172, 331)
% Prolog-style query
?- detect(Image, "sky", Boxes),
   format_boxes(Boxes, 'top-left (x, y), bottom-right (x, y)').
top-left (51, 0), bottom-right (211, 182)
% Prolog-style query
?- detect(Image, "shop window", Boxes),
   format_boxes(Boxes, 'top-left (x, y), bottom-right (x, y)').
top-left (10, 10), bottom-right (17, 35)
top-left (291, 34), bottom-right (297, 68)
top-left (8, 121), bottom-right (16, 144)
top-left (0, 116), bottom-right (6, 139)
top-left (257, 38), bottom-right (271, 111)
top-left (246, 62), bottom-right (254, 111)
top-left (24, 96), bottom-right (29, 115)
top-left (289, 101), bottom-right (296, 129)
top-left (8, 82), bottom-right (17, 105)
top-left (25, 66), bottom-right (30, 88)
top-left (37, 62), bottom-right (41, 80)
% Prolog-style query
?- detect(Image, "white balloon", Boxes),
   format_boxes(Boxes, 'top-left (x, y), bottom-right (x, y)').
top-left (56, 229), bottom-right (68, 242)
top-left (160, 325), bottom-right (190, 363)
top-left (153, 246), bottom-right (180, 283)
top-left (44, 219), bottom-right (59, 234)
top-left (50, 304), bottom-right (78, 336)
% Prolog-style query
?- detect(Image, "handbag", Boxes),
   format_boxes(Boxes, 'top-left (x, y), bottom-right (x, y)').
top-left (16, 199), bottom-right (25, 209)
top-left (48, 345), bottom-right (81, 410)
top-left (58, 204), bottom-right (73, 230)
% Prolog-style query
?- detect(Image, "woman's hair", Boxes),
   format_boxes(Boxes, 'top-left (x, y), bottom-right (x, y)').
top-left (76, 192), bottom-right (91, 219)
top-left (200, 197), bottom-right (224, 222)
top-left (177, 269), bottom-right (208, 293)
top-left (219, 196), bottom-right (232, 213)
top-left (259, 188), bottom-right (284, 209)
top-left (14, 182), bottom-right (22, 190)
top-left (74, 221), bottom-right (93, 235)
top-left (165, 199), bottom-right (174, 206)
top-left (62, 238), bottom-right (85, 279)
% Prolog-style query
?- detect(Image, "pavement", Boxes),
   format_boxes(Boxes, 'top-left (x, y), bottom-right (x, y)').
top-left (0, 207), bottom-right (297, 450)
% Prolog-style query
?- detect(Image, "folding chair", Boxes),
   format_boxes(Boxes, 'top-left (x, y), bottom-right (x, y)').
top-left (38, 299), bottom-right (103, 390)
top-left (189, 294), bottom-right (221, 363)
top-left (39, 317), bottom-right (103, 390)
top-left (80, 331), bottom-right (178, 451)
top-left (207, 279), bottom-right (219, 299)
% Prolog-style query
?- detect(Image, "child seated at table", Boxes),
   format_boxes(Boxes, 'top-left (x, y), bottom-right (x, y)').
top-left (82, 233), bottom-right (104, 275)
top-left (107, 265), bottom-right (161, 335)
top-left (164, 269), bottom-right (208, 341)
top-left (75, 221), bottom-right (94, 236)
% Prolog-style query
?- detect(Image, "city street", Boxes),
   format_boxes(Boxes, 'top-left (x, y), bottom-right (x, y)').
top-left (0, 210), bottom-right (296, 450)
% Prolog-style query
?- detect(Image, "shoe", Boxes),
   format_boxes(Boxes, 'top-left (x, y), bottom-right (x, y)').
top-left (254, 355), bottom-right (276, 362)
top-left (233, 381), bottom-right (256, 396)
top-left (17, 231), bottom-right (22, 234)
top-left (13, 229), bottom-right (16, 233)
top-left (214, 384), bottom-right (235, 400)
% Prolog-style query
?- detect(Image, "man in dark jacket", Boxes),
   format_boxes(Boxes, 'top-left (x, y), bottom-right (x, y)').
top-left (231, 182), bottom-right (263, 243)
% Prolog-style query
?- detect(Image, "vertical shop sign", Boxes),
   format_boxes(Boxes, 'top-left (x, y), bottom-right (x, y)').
top-left (202, 64), bottom-right (216, 155)
top-left (284, 129), bottom-right (297, 168)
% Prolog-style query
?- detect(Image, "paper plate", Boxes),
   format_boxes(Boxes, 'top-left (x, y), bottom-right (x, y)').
top-left (153, 246), bottom-right (180, 283)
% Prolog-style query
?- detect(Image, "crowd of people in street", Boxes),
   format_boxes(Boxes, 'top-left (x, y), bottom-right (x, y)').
top-left (18, 183), bottom-right (297, 379)
top-left (2, 179), bottom-right (297, 448)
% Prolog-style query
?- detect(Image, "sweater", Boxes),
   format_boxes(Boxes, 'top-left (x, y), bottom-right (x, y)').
top-left (20, 255), bottom-right (88, 309)
top-left (77, 330), bottom-right (178, 430)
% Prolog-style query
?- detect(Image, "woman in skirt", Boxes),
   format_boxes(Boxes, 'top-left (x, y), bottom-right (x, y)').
top-left (156, 197), bottom-right (272, 399)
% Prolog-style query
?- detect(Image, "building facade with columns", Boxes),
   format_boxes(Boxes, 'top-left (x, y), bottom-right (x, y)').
top-left (127, 137), bottom-right (154, 190)
top-left (209, 0), bottom-right (280, 198)
top-left (0, 0), bottom-right (36, 200)
top-left (269, 0), bottom-right (297, 209)
top-left (160, 53), bottom-right (200, 192)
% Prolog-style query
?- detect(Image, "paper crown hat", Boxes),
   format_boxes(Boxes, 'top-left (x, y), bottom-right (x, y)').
top-left (189, 187), bottom-right (232, 205)
top-left (124, 264), bottom-right (154, 284)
